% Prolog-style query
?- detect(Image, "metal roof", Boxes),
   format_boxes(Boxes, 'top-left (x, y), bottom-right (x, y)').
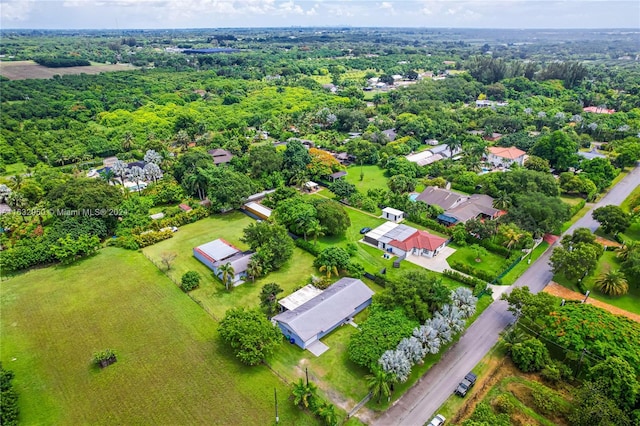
top-left (194, 239), bottom-right (239, 262)
top-left (364, 221), bottom-right (399, 241)
top-left (382, 207), bottom-right (404, 217)
top-left (273, 278), bottom-right (374, 342)
top-left (244, 201), bottom-right (272, 218)
top-left (278, 284), bottom-right (324, 311)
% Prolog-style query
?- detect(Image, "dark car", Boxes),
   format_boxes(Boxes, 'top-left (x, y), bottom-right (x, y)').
top-left (359, 227), bottom-right (372, 234)
top-left (454, 372), bottom-right (477, 397)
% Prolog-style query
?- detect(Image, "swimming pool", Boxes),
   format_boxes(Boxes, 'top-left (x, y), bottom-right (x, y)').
top-left (408, 193), bottom-right (419, 202)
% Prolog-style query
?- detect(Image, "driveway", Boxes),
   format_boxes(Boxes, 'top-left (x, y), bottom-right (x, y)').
top-left (404, 246), bottom-right (456, 273)
top-left (369, 164), bottom-right (640, 426)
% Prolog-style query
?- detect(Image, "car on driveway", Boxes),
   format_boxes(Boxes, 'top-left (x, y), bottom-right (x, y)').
top-left (454, 372), bottom-right (477, 397)
top-left (428, 413), bottom-right (446, 426)
top-left (359, 227), bottom-right (372, 234)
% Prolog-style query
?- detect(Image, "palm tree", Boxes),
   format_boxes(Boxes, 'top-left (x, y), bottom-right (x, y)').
top-left (366, 368), bottom-right (394, 403)
top-left (292, 378), bottom-right (318, 409)
top-left (319, 264), bottom-right (338, 279)
top-left (616, 241), bottom-right (639, 263)
top-left (316, 402), bottom-right (338, 426)
top-left (8, 174), bottom-right (23, 191)
top-left (112, 160), bottom-right (128, 186)
top-left (175, 130), bottom-right (190, 151)
top-left (445, 136), bottom-right (462, 157)
top-left (594, 269), bottom-right (629, 296)
top-left (246, 257), bottom-right (263, 283)
top-left (218, 263), bottom-right (235, 290)
top-left (493, 192), bottom-right (512, 210)
top-left (501, 227), bottom-right (523, 253)
top-left (307, 220), bottom-right (325, 246)
top-left (121, 132), bottom-right (134, 151)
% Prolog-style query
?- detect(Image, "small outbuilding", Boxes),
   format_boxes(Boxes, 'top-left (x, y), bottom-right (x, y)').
top-left (327, 171), bottom-right (347, 182)
top-left (193, 239), bottom-right (254, 285)
top-left (304, 181), bottom-right (320, 193)
top-left (272, 278), bottom-right (374, 353)
top-left (243, 202), bottom-right (272, 220)
top-left (382, 207), bottom-right (404, 223)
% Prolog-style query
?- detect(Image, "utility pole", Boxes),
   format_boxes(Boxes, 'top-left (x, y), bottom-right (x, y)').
top-left (306, 367), bottom-right (309, 386)
top-left (274, 388), bottom-right (279, 424)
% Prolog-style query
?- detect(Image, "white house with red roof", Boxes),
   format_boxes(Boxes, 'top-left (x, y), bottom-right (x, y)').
top-left (486, 146), bottom-right (527, 167)
top-left (363, 222), bottom-right (448, 258)
top-left (583, 106), bottom-right (615, 115)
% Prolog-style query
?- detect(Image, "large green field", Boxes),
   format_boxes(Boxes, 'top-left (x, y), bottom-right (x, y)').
top-left (142, 212), bottom-right (317, 319)
top-left (345, 164), bottom-right (389, 194)
top-left (0, 248), bottom-right (317, 425)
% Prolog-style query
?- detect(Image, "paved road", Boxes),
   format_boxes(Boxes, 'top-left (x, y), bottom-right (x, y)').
top-left (372, 165), bottom-right (640, 426)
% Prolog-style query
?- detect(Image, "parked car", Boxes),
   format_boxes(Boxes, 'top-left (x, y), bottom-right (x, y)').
top-left (428, 413), bottom-right (446, 426)
top-left (454, 372), bottom-right (477, 397)
top-left (359, 227), bottom-right (372, 234)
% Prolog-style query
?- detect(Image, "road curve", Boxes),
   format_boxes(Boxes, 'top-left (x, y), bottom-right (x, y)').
top-left (371, 165), bottom-right (639, 426)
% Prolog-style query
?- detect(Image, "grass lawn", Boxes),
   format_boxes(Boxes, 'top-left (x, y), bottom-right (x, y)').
top-left (0, 248), bottom-right (317, 425)
top-left (142, 211), bottom-right (317, 319)
top-left (446, 245), bottom-right (510, 279)
top-left (500, 242), bottom-right (550, 285)
top-left (268, 310), bottom-right (372, 404)
top-left (620, 184), bottom-right (640, 213)
top-left (554, 251), bottom-right (640, 315)
top-left (345, 164), bottom-right (389, 194)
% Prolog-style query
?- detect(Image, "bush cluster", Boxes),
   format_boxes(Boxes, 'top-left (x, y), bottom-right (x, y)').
top-left (295, 238), bottom-right (321, 256)
top-left (180, 271), bottom-right (201, 292)
top-left (133, 229), bottom-right (173, 248)
top-left (449, 261), bottom-right (498, 282)
top-left (0, 363), bottom-right (19, 426)
top-left (442, 269), bottom-right (487, 288)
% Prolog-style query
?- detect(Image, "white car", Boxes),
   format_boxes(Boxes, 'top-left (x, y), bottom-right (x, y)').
top-left (428, 414), bottom-right (446, 426)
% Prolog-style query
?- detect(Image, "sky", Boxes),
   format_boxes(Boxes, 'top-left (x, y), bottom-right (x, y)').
top-left (1, 0), bottom-right (639, 30)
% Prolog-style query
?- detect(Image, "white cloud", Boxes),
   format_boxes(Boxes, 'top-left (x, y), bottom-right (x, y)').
top-left (0, 0), bottom-right (35, 21)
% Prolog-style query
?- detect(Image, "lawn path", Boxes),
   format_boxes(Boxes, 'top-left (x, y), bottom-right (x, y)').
top-left (544, 282), bottom-right (640, 323)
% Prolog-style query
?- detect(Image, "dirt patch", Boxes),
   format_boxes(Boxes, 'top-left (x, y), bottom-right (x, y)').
top-left (594, 236), bottom-right (622, 248)
top-left (0, 60), bottom-right (136, 80)
top-left (544, 282), bottom-right (640, 322)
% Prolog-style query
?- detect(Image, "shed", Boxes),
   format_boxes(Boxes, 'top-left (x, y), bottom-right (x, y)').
top-left (328, 171), bottom-right (347, 182)
top-left (272, 278), bottom-right (374, 351)
top-left (304, 181), bottom-right (320, 193)
top-left (243, 202), bottom-right (272, 220)
top-left (382, 207), bottom-right (404, 223)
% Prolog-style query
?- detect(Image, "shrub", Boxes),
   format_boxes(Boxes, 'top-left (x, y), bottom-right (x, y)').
top-left (133, 229), bottom-right (173, 248)
top-left (442, 269), bottom-right (486, 288)
top-left (473, 282), bottom-right (490, 297)
top-left (347, 262), bottom-right (365, 278)
top-left (449, 261), bottom-right (498, 282)
top-left (532, 387), bottom-right (562, 415)
top-left (0, 363), bottom-right (19, 426)
top-left (181, 271), bottom-right (201, 292)
top-left (93, 349), bottom-right (117, 368)
top-left (112, 235), bottom-right (140, 250)
top-left (511, 337), bottom-right (550, 373)
top-left (493, 394), bottom-right (515, 414)
top-left (568, 199), bottom-right (587, 217)
top-left (295, 238), bottom-right (321, 256)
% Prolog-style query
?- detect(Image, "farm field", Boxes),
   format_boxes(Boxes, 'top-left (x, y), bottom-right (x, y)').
top-left (0, 247), bottom-right (316, 425)
top-left (0, 60), bottom-right (136, 80)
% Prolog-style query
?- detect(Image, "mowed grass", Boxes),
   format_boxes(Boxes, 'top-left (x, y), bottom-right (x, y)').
top-left (0, 248), bottom-right (317, 425)
top-left (500, 242), bottom-right (550, 285)
top-left (446, 245), bottom-right (510, 278)
top-left (0, 161), bottom-right (27, 179)
top-left (142, 211), bottom-right (317, 319)
top-left (345, 165), bottom-right (389, 194)
top-left (554, 251), bottom-right (640, 315)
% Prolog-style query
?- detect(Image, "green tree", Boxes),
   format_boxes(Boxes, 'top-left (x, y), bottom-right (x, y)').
top-left (348, 308), bottom-right (418, 369)
top-left (366, 367), bottom-right (395, 403)
top-left (312, 199), bottom-right (350, 236)
top-left (282, 140), bottom-right (311, 182)
top-left (246, 257), bottom-right (263, 283)
top-left (550, 242), bottom-right (600, 283)
top-left (218, 307), bottom-right (282, 366)
top-left (201, 166), bottom-right (255, 212)
top-left (505, 192), bottom-right (570, 236)
top-left (592, 205), bottom-right (631, 235)
top-left (531, 130), bottom-right (579, 171)
top-left (180, 271), bottom-right (201, 292)
top-left (259, 283), bottom-right (283, 316)
top-left (328, 179), bottom-right (357, 200)
top-left (218, 262), bottom-right (235, 290)
top-left (314, 247), bottom-right (351, 272)
top-left (588, 357), bottom-right (639, 411)
top-left (241, 221), bottom-right (294, 271)
top-left (510, 337), bottom-right (550, 373)
top-left (569, 381), bottom-right (632, 426)
top-left (387, 174), bottom-right (416, 194)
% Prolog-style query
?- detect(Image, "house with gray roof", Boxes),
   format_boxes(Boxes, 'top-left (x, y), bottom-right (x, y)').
top-left (415, 186), bottom-right (467, 210)
top-left (272, 278), bottom-right (374, 355)
top-left (193, 238), bottom-right (254, 285)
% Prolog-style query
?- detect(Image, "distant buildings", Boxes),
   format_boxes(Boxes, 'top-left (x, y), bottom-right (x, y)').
top-left (208, 148), bottom-right (234, 165)
top-left (583, 106), bottom-right (616, 114)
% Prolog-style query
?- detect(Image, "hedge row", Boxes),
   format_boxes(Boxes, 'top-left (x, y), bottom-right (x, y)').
top-left (295, 238), bottom-right (322, 256)
top-left (568, 199), bottom-right (587, 217)
top-left (449, 260), bottom-right (498, 283)
top-left (410, 217), bottom-right (453, 236)
top-left (133, 229), bottom-right (174, 248)
top-left (442, 269), bottom-right (487, 289)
